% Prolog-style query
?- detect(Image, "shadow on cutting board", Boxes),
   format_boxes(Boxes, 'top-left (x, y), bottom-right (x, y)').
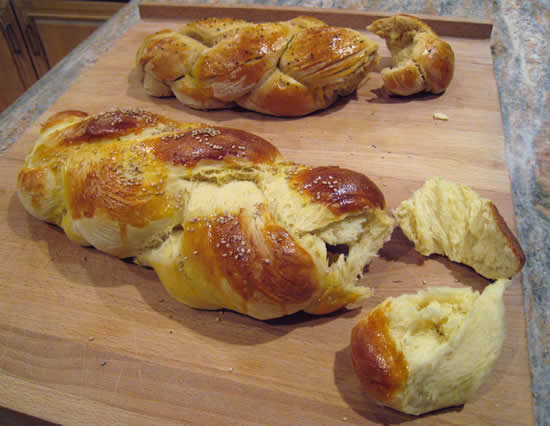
top-left (378, 227), bottom-right (492, 293)
top-left (378, 227), bottom-right (426, 266)
top-left (0, 406), bottom-right (58, 426)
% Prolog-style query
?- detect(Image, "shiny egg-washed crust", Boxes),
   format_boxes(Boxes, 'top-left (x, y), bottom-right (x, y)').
top-left (350, 300), bottom-right (409, 402)
top-left (136, 16), bottom-right (379, 116)
top-left (17, 109), bottom-right (394, 320)
top-left (367, 15), bottom-right (455, 96)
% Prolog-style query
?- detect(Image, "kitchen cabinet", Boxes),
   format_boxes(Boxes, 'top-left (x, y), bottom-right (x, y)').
top-left (0, 0), bottom-right (125, 113)
top-left (0, 0), bottom-right (36, 112)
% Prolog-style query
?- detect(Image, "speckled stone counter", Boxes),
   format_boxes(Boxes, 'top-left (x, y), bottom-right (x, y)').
top-left (1, 0), bottom-right (548, 423)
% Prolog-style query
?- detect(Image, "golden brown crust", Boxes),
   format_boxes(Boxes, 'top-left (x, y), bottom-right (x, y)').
top-left (195, 24), bottom-right (290, 94)
top-left (237, 72), bottom-right (320, 117)
top-left (293, 166), bottom-right (386, 214)
top-left (151, 126), bottom-right (281, 167)
top-left (68, 159), bottom-right (170, 228)
top-left (41, 110), bottom-right (89, 133)
top-left (170, 80), bottom-right (224, 109)
top-left (184, 210), bottom-right (318, 305)
top-left (58, 109), bottom-right (176, 146)
top-left (181, 17), bottom-right (251, 46)
top-left (137, 29), bottom-right (172, 64)
top-left (488, 202), bottom-right (526, 273)
top-left (280, 26), bottom-right (369, 81)
top-left (350, 302), bottom-right (409, 402)
top-left (136, 17), bottom-right (379, 116)
top-left (138, 32), bottom-right (195, 82)
top-left (17, 168), bottom-right (48, 213)
top-left (415, 34), bottom-right (454, 93)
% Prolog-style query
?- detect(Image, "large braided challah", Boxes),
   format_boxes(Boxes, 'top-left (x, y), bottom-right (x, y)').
top-left (136, 16), bottom-right (379, 116)
top-left (17, 109), bottom-right (394, 319)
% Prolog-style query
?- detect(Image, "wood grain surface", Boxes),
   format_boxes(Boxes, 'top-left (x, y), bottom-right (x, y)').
top-left (0, 5), bottom-right (533, 424)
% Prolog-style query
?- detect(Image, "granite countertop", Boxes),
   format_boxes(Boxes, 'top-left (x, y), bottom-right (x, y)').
top-left (0, 0), bottom-right (548, 423)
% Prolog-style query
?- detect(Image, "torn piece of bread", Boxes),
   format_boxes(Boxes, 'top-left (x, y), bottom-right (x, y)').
top-left (393, 177), bottom-right (525, 279)
top-left (16, 109), bottom-right (394, 320)
top-left (351, 279), bottom-right (511, 415)
top-left (367, 15), bottom-right (454, 96)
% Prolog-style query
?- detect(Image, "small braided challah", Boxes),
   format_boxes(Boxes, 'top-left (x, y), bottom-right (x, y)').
top-left (136, 16), bottom-right (379, 116)
top-left (367, 15), bottom-right (455, 96)
top-left (17, 109), bottom-right (394, 319)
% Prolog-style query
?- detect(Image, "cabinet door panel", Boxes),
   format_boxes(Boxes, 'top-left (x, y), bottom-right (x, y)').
top-left (0, 0), bottom-right (37, 113)
top-left (35, 19), bottom-right (100, 67)
top-left (0, 28), bottom-right (26, 111)
top-left (12, 0), bottom-right (124, 77)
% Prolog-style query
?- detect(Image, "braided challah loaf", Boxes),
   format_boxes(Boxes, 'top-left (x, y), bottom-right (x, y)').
top-left (17, 109), bottom-right (394, 319)
top-left (136, 16), bottom-right (379, 116)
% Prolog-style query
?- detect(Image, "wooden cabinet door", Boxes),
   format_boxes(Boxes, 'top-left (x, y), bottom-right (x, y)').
top-left (12, 0), bottom-right (124, 77)
top-left (0, 0), bottom-right (37, 112)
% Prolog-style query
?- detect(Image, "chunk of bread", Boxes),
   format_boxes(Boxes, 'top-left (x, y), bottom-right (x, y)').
top-left (367, 15), bottom-right (454, 96)
top-left (351, 279), bottom-right (510, 415)
top-left (393, 177), bottom-right (525, 279)
top-left (16, 109), bottom-right (394, 320)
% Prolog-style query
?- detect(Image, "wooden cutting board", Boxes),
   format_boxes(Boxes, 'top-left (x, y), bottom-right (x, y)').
top-left (0, 3), bottom-right (533, 424)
